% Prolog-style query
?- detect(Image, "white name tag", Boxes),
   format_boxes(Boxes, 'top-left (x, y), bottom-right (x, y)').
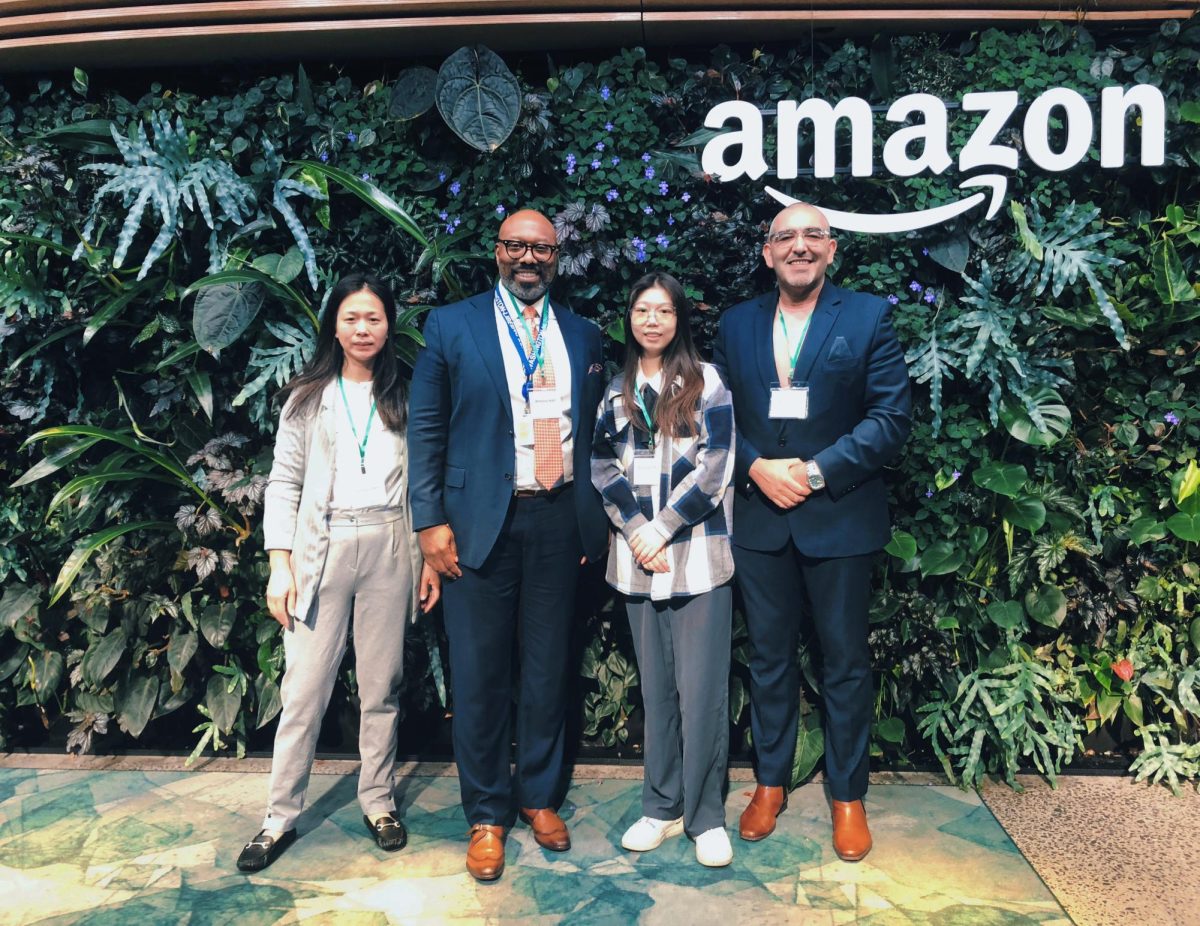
top-left (633, 451), bottom-right (658, 486)
top-left (530, 388), bottom-right (560, 420)
top-left (515, 415), bottom-right (534, 446)
top-left (769, 386), bottom-right (809, 420)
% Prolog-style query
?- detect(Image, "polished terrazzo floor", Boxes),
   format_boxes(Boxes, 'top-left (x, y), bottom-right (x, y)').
top-left (0, 761), bottom-right (1067, 925)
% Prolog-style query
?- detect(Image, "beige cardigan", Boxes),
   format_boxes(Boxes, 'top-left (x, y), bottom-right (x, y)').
top-left (262, 380), bottom-right (422, 624)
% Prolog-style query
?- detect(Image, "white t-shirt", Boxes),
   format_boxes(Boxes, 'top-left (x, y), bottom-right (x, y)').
top-left (330, 378), bottom-right (403, 509)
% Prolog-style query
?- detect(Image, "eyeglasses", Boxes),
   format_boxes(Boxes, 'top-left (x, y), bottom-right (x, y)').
top-left (631, 303), bottom-right (677, 321)
top-left (498, 239), bottom-right (560, 261)
top-left (766, 227), bottom-right (832, 246)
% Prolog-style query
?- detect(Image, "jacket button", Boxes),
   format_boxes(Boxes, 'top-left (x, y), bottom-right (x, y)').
top-left (777, 438), bottom-right (786, 447)
top-left (504, 473), bottom-right (512, 481)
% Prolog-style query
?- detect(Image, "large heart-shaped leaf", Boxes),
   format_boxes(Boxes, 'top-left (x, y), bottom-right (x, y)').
top-left (0, 584), bottom-right (38, 630)
top-left (884, 530), bottom-right (917, 561)
top-left (168, 630), bottom-right (198, 676)
top-left (1024, 583), bottom-right (1068, 628)
top-left (192, 281), bottom-right (266, 355)
top-left (200, 602), bottom-right (237, 650)
top-left (1166, 511), bottom-right (1200, 543)
top-left (1127, 517), bottom-right (1166, 545)
top-left (920, 541), bottom-right (965, 576)
top-left (986, 600), bottom-right (1025, 630)
top-left (389, 66), bottom-right (438, 120)
top-left (1003, 495), bottom-right (1047, 532)
top-left (875, 716), bottom-right (906, 744)
top-left (789, 711), bottom-right (824, 788)
top-left (255, 674), bottom-right (283, 730)
top-left (82, 627), bottom-right (127, 687)
top-left (436, 45), bottom-right (521, 153)
top-left (972, 461), bottom-right (1028, 497)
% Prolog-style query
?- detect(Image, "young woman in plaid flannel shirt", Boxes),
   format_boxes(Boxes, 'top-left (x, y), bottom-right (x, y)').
top-left (590, 271), bottom-right (737, 867)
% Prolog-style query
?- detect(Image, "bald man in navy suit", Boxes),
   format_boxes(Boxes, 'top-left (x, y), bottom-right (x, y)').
top-left (713, 202), bottom-right (911, 861)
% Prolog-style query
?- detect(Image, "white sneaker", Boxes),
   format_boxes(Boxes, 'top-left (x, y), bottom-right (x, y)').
top-left (621, 816), bottom-right (685, 852)
top-left (695, 826), bottom-right (733, 867)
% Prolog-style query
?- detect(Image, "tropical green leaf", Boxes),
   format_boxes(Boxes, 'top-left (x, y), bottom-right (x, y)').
top-left (389, 66), bottom-right (438, 120)
top-left (875, 715), bottom-right (906, 744)
top-left (82, 627), bottom-right (128, 687)
top-left (205, 673), bottom-right (241, 734)
top-left (1126, 517), bottom-right (1166, 545)
top-left (117, 672), bottom-right (159, 737)
top-left (1166, 512), bottom-right (1200, 543)
top-left (920, 541), bottom-right (965, 576)
top-left (168, 630), bottom-right (199, 677)
top-left (6, 325), bottom-right (82, 374)
top-left (436, 45), bottom-right (521, 153)
top-left (0, 584), bottom-right (39, 630)
top-left (1151, 237), bottom-right (1195, 308)
top-left (1024, 583), bottom-right (1068, 628)
top-left (1003, 495), bottom-right (1047, 532)
top-left (185, 371), bottom-right (214, 422)
top-left (884, 530), bottom-right (917, 561)
top-left (192, 281), bottom-right (266, 355)
top-left (30, 650), bottom-right (64, 702)
top-left (998, 387), bottom-right (1070, 447)
top-left (972, 461), bottom-right (1028, 497)
top-left (789, 711), bottom-right (824, 787)
top-left (254, 674), bottom-right (283, 729)
top-left (986, 600), bottom-right (1025, 630)
top-left (200, 602), bottom-right (237, 649)
top-left (47, 469), bottom-right (175, 518)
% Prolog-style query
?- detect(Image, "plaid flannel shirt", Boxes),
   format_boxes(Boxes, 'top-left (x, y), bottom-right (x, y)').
top-left (590, 362), bottom-right (736, 601)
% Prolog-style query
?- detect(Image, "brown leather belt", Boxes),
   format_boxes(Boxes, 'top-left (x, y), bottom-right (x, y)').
top-left (514, 481), bottom-right (572, 499)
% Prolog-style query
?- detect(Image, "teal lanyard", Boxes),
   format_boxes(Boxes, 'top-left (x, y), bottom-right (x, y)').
top-left (337, 374), bottom-right (377, 474)
top-left (778, 310), bottom-right (813, 383)
top-left (634, 381), bottom-right (657, 451)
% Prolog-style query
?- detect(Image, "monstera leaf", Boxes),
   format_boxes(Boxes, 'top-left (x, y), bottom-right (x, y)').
top-left (436, 45), bottom-right (521, 152)
top-left (390, 66), bottom-right (438, 120)
top-left (999, 386), bottom-right (1071, 447)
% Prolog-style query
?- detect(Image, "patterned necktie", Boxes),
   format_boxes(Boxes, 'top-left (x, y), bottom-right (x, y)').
top-left (524, 305), bottom-right (564, 490)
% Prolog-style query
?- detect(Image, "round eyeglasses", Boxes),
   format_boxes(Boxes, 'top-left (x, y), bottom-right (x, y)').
top-left (498, 239), bottom-right (560, 261)
top-left (766, 228), bottom-right (832, 246)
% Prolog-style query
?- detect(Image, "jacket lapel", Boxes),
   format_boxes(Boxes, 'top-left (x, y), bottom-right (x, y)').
top-left (752, 292), bottom-right (776, 392)
top-left (557, 301), bottom-right (589, 440)
top-left (790, 282), bottom-right (842, 385)
top-left (465, 289), bottom-right (513, 424)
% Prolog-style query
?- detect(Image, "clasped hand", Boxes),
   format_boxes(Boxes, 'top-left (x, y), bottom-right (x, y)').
top-left (749, 457), bottom-right (813, 509)
top-left (630, 522), bottom-right (670, 573)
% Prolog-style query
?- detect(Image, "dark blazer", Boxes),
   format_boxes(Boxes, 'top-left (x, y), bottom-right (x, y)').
top-left (713, 281), bottom-right (912, 557)
top-left (408, 289), bottom-right (609, 569)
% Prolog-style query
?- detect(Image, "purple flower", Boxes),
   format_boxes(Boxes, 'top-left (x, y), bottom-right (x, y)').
top-left (444, 222), bottom-right (454, 233)
top-left (438, 171), bottom-right (447, 183)
top-left (600, 85), bottom-right (611, 100)
top-left (659, 181), bottom-right (669, 195)
top-left (643, 206), bottom-right (653, 214)
top-left (319, 151), bottom-right (329, 162)
top-left (1165, 411), bottom-right (1181, 426)
top-left (611, 156), bottom-right (621, 166)
top-left (605, 122), bottom-right (614, 132)
top-left (667, 215), bottom-right (675, 226)
top-left (645, 166), bottom-right (655, 180)
top-left (923, 289), bottom-right (937, 303)
top-left (606, 189), bottom-right (619, 202)
top-left (565, 153), bottom-right (577, 176)
top-left (596, 141), bottom-right (605, 151)
top-left (921, 247), bottom-right (929, 256)
top-left (591, 159), bottom-right (601, 170)
top-left (641, 152), bottom-right (651, 162)
top-left (438, 210), bottom-right (448, 221)
top-left (925, 489), bottom-right (934, 498)
top-left (951, 469), bottom-right (962, 481)
top-left (681, 192), bottom-right (691, 203)
top-left (450, 181), bottom-right (461, 196)
top-left (346, 131), bottom-right (357, 143)
top-left (496, 204), bottom-right (506, 215)
top-left (361, 172), bottom-right (370, 181)
top-left (453, 217), bottom-right (461, 228)
top-left (632, 236), bottom-right (645, 248)
top-left (655, 233), bottom-right (669, 248)
top-left (908, 280), bottom-right (923, 293)
top-left (887, 294), bottom-right (900, 305)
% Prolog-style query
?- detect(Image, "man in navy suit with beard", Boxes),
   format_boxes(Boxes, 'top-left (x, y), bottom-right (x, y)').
top-left (408, 209), bottom-right (608, 882)
top-left (713, 202), bottom-right (911, 861)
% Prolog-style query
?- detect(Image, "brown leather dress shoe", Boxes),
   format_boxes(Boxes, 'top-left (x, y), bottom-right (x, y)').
top-left (519, 807), bottom-right (571, 851)
top-left (466, 824), bottom-right (507, 882)
top-left (831, 799), bottom-right (872, 861)
top-left (739, 785), bottom-right (788, 841)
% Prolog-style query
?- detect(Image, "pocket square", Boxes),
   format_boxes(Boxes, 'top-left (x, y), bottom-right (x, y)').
top-left (588, 362), bottom-right (604, 374)
top-left (827, 336), bottom-right (853, 362)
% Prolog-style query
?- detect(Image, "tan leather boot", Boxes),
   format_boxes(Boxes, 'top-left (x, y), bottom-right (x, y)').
top-left (738, 785), bottom-right (788, 841)
top-left (831, 799), bottom-right (872, 861)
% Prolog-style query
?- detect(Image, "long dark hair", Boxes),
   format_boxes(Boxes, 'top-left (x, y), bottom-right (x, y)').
top-left (620, 271), bottom-right (704, 440)
top-left (275, 272), bottom-right (408, 430)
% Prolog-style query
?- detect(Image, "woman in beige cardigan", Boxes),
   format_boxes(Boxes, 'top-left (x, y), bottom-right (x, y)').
top-left (237, 272), bottom-right (439, 872)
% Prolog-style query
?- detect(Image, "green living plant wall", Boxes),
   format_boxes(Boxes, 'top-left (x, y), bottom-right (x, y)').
top-left (1, 24), bottom-right (1198, 791)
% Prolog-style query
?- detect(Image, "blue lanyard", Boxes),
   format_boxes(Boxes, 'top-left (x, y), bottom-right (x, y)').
top-left (494, 286), bottom-right (548, 403)
top-left (634, 382), bottom-right (657, 451)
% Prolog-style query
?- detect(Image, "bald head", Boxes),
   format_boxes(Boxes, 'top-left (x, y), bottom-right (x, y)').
top-left (767, 202), bottom-right (831, 239)
top-left (763, 202), bottom-right (838, 304)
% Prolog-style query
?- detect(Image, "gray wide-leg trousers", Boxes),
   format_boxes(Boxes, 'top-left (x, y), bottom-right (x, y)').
top-left (626, 584), bottom-right (732, 837)
top-left (263, 508), bottom-right (412, 831)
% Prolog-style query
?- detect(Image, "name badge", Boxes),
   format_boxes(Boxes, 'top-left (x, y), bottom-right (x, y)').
top-left (633, 450), bottom-right (658, 486)
top-left (515, 414), bottom-right (534, 446)
top-left (769, 385), bottom-right (809, 420)
top-left (530, 388), bottom-right (559, 421)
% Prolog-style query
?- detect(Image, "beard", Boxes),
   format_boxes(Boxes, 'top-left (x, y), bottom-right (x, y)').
top-left (500, 263), bottom-right (554, 304)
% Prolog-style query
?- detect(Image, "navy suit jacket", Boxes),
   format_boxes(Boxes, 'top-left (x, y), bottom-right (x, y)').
top-left (713, 282), bottom-right (912, 557)
top-left (408, 289), bottom-right (609, 569)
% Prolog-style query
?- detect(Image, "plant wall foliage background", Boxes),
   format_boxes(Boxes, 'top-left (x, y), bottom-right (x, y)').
top-left (1, 23), bottom-right (1198, 791)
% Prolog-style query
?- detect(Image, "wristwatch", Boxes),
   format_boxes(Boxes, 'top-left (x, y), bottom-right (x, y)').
top-left (805, 460), bottom-right (825, 491)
